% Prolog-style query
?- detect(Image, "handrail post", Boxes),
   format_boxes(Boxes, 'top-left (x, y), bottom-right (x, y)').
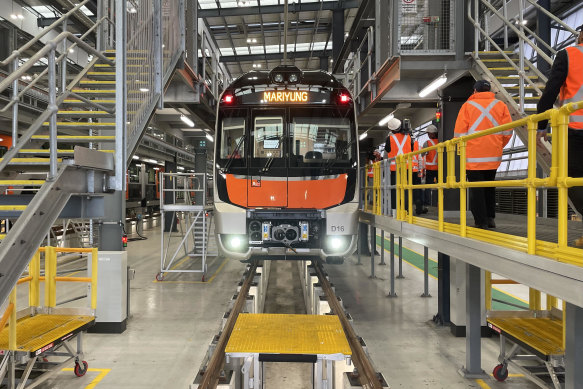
top-left (47, 48), bottom-right (58, 181)
top-left (61, 20), bottom-right (68, 94)
top-left (556, 109), bottom-right (569, 249)
top-left (29, 251), bottom-right (40, 307)
top-left (11, 57), bottom-right (19, 148)
top-left (407, 156), bottom-right (413, 224)
top-left (518, 0), bottom-right (526, 115)
top-left (9, 289), bottom-right (16, 350)
top-left (459, 142), bottom-right (467, 237)
top-left (438, 146), bottom-right (444, 232)
top-left (484, 271), bottom-right (492, 311)
top-left (527, 119), bottom-right (537, 255)
top-left (474, 0), bottom-right (479, 55)
top-left (502, 0), bottom-right (508, 49)
top-left (91, 248), bottom-right (98, 311)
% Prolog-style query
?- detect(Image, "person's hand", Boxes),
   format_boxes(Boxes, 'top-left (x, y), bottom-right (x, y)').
top-left (537, 129), bottom-right (549, 144)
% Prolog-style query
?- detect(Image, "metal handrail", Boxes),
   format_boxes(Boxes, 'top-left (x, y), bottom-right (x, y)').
top-left (524, 0), bottom-right (579, 37)
top-left (0, 16), bottom-right (114, 113)
top-left (0, 0), bottom-right (92, 67)
top-left (0, 32), bottom-right (113, 94)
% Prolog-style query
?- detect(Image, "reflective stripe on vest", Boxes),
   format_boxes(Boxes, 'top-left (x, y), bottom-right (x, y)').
top-left (466, 156), bottom-right (502, 163)
top-left (466, 100), bottom-right (501, 135)
top-left (388, 134), bottom-right (409, 166)
top-left (424, 139), bottom-right (438, 166)
top-left (560, 46), bottom-right (583, 129)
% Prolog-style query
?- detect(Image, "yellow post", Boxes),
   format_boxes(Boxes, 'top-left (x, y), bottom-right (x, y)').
top-left (549, 110), bottom-right (559, 185)
top-left (395, 158), bottom-right (400, 219)
top-left (408, 155), bottom-right (413, 224)
top-left (29, 250), bottom-right (41, 307)
top-left (529, 288), bottom-right (541, 311)
top-left (546, 295), bottom-right (557, 311)
top-left (9, 288), bottom-right (16, 350)
top-left (44, 246), bottom-right (57, 308)
top-left (91, 248), bottom-right (98, 310)
top-left (438, 146), bottom-right (444, 232)
top-left (556, 109), bottom-right (569, 249)
top-left (485, 271), bottom-right (492, 311)
top-left (562, 300), bottom-right (566, 350)
top-left (446, 141), bottom-right (455, 188)
top-left (364, 163), bottom-right (370, 212)
top-left (527, 119), bottom-right (537, 255)
top-left (459, 142), bottom-right (467, 237)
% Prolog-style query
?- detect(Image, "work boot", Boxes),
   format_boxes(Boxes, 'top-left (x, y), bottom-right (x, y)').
top-left (487, 217), bottom-right (496, 229)
top-left (574, 236), bottom-right (583, 247)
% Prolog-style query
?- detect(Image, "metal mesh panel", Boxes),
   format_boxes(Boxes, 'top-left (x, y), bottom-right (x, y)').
top-left (398, 0), bottom-right (455, 54)
top-left (162, 0), bottom-right (181, 75)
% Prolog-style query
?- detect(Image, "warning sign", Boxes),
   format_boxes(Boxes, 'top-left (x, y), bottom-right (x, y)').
top-left (402, 0), bottom-right (417, 13)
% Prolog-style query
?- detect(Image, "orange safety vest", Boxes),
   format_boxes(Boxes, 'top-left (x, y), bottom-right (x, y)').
top-left (367, 164), bottom-right (374, 178)
top-left (453, 91), bottom-right (512, 170)
top-left (387, 133), bottom-right (415, 172)
top-left (423, 138), bottom-right (438, 171)
top-left (560, 45), bottom-right (583, 130)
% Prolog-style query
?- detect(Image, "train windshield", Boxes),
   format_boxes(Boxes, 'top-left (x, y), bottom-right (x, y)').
top-left (290, 116), bottom-right (351, 162)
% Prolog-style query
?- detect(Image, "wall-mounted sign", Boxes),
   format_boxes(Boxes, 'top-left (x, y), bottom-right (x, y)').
top-left (263, 91), bottom-right (308, 103)
top-left (402, 0), bottom-right (416, 13)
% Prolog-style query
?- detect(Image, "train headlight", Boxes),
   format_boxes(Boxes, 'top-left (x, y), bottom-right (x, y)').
top-left (326, 236), bottom-right (347, 252)
top-left (223, 234), bottom-right (248, 252)
top-left (274, 73), bottom-right (284, 83)
top-left (289, 73), bottom-right (298, 83)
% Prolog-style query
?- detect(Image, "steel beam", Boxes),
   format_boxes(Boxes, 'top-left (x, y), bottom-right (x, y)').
top-left (220, 50), bottom-right (331, 63)
top-left (199, 0), bottom-right (358, 18)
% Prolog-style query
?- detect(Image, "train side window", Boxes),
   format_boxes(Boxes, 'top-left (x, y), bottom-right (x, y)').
top-left (220, 117), bottom-right (246, 159)
top-left (253, 116), bottom-right (283, 158)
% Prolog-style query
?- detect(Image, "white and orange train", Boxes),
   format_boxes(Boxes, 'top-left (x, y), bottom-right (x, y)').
top-left (213, 65), bottom-right (359, 262)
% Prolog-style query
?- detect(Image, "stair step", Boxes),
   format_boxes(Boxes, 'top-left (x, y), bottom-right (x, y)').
top-left (0, 158), bottom-right (63, 165)
top-left (481, 58), bottom-right (520, 63)
top-left (496, 75), bottom-right (538, 80)
top-left (31, 135), bottom-right (115, 142)
top-left (79, 80), bottom-right (117, 88)
top-left (512, 96), bottom-right (540, 103)
top-left (63, 99), bottom-right (116, 106)
top-left (57, 110), bottom-right (113, 118)
top-left (0, 180), bottom-right (45, 186)
top-left (94, 64), bottom-right (142, 69)
top-left (71, 89), bottom-right (116, 95)
top-left (489, 67), bottom-right (529, 76)
top-left (504, 86), bottom-right (540, 92)
top-left (18, 149), bottom-right (114, 155)
top-left (0, 205), bottom-right (27, 211)
top-left (41, 122), bottom-right (115, 129)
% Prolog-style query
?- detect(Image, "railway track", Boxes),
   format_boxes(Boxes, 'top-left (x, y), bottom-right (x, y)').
top-left (193, 260), bottom-right (386, 389)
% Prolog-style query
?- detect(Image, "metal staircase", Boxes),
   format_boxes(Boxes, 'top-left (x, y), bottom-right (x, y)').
top-left (467, 0), bottom-right (579, 177)
top-left (0, 0), bottom-right (185, 307)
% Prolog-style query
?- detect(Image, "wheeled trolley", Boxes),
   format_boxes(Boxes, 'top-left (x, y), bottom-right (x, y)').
top-left (487, 311), bottom-right (564, 388)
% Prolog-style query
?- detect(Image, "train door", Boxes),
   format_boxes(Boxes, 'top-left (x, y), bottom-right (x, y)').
top-left (248, 108), bottom-right (287, 207)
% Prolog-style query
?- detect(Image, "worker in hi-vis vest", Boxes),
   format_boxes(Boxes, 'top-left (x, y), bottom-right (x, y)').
top-left (454, 80), bottom-right (512, 229)
top-left (385, 118), bottom-right (426, 215)
top-left (422, 124), bottom-right (439, 206)
top-left (537, 24), bottom-right (583, 246)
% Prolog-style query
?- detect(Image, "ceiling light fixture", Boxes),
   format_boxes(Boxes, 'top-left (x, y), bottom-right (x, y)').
top-left (378, 113), bottom-right (394, 126)
top-left (418, 74), bottom-right (447, 98)
top-left (206, 133), bottom-right (214, 142)
top-left (359, 132), bottom-right (368, 141)
top-left (180, 115), bottom-right (195, 127)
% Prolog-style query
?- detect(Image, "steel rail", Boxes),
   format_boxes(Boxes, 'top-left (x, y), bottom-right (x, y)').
top-left (198, 261), bottom-right (258, 389)
top-left (313, 261), bottom-right (382, 389)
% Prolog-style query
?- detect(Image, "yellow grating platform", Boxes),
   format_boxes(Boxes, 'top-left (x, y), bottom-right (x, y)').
top-left (488, 316), bottom-right (564, 356)
top-left (225, 313), bottom-right (352, 356)
top-left (0, 314), bottom-right (94, 352)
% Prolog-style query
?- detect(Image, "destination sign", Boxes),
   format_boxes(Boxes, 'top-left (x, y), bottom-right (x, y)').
top-left (263, 91), bottom-right (308, 103)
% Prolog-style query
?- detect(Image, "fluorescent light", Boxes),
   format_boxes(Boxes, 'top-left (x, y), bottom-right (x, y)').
top-left (177, 166), bottom-right (185, 171)
top-left (378, 113), bottom-right (394, 126)
top-left (359, 132), bottom-right (368, 141)
top-left (139, 88), bottom-right (149, 92)
top-left (418, 74), bottom-right (447, 98)
top-left (206, 133), bottom-right (214, 142)
top-left (69, 48), bottom-right (75, 53)
top-left (180, 115), bottom-right (194, 127)
top-left (132, 155), bottom-right (140, 160)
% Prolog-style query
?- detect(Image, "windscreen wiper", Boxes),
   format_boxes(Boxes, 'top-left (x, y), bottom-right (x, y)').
top-left (222, 136), bottom-right (245, 174)
top-left (260, 135), bottom-right (282, 174)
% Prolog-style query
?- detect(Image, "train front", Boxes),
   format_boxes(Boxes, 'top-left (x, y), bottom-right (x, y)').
top-left (213, 65), bottom-right (359, 262)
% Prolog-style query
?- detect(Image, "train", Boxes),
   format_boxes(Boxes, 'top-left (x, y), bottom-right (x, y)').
top-left (213, 65), bottom-right (359, 262)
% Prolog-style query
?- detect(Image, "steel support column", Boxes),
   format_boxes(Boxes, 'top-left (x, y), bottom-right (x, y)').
top-left (461, 263), bottom-right (486, 378)
top-left (536, 0), bottom-right (551, 76)
top-left (332, 9), bottom-right (344, 66)
top-left (99, 191), bottom-right (125, 251)
top-left (434, 252), bottom-right (450, 325)
top-left (565, 302), bottom-right (583, 389)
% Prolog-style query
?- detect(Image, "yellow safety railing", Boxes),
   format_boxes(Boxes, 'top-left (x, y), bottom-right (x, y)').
top-left (0, 246), bottom-right (98, 350)
top-left (367, 100), bottom-right (583, 266)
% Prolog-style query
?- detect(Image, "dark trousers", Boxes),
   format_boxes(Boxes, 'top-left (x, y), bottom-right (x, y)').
top-left (466, 169), bottom-right (497, 226)
top-left (569, 130), bottom-right (583, 221)
top-left (425, 170), bottom-right (438, 206)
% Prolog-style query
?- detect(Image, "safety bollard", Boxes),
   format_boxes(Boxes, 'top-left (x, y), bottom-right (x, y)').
top-left (379, 230), bottom-right (386, 265)
top-left (421, 246), bottom-right (431, 297)
top-left (397, 236), bottom-right (404, 279)
top-left (387, 233), bottom-right (397, 297)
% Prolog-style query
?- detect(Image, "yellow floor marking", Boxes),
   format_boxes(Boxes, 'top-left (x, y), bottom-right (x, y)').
top-left (475, 379), bottom-right (491, 389)
top-left (64, 270), bottom-right (82, 277)
top-left (152, 257), bottom-right (227, 284)
top-left (61, 368), bottom-right (111, 388)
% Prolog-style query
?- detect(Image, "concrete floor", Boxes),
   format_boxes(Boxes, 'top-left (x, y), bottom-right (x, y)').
top-left (22, 227), bottom-right (543, 389)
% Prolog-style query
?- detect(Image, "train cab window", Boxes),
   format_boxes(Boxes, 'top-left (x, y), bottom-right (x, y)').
top-left (290, 117), bottom-right (351, 163)
top-left (253, 117), bottom-right (283, 158)
top-left (220, 117), bottom-right (245, 159)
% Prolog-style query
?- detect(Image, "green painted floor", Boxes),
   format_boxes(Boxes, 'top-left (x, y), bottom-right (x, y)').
top-left (375, 235), bottom-right (529, 311)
